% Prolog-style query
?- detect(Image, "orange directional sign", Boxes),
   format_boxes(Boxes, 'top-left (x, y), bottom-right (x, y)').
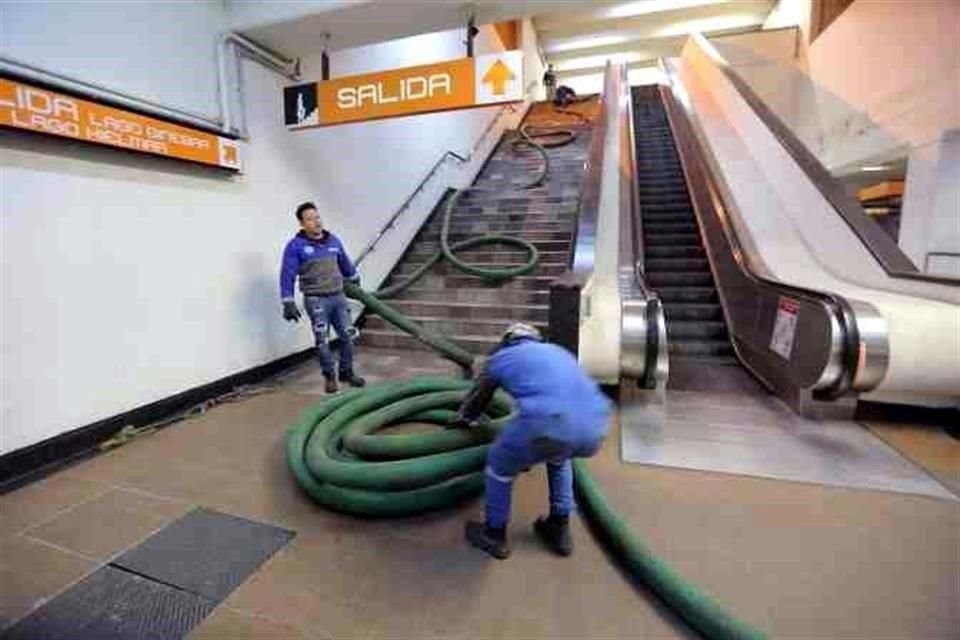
top-left (285, 50), bottom-right (524, 128)
top-left (0, 77), bottom-right (241, 170)
top-left (482, 60), bottom-right (516, 95)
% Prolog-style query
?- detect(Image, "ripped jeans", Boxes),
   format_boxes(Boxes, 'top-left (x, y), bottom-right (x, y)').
top-left (303, 293), bottom-right (354, 378)
top-left (483, 411), bottom-right (606, 528)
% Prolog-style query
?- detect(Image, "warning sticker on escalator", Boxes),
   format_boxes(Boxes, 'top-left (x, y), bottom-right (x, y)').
top-left (770, 297), bottom-right (799, 360)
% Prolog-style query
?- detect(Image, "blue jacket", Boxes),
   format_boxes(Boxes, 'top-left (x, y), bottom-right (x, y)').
top-left (280, 231), bottom-right (357, 300)
top-left (485, 338), bottom-right (612, 441)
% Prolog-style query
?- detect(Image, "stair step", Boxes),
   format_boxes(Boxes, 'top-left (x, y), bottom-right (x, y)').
top-left (656, 286), bottom-right (718, 303)
top-left (415, 239), bottom-right (571, 253)
top-left (646, 271), bottom-right (713, 287)
top-left (424, 221), bottom-right (573, 234)
top-left (420, 230), bottom-right (571, 242)
top-left (392, 261), bottom-right (566, 277)
top-left (663, 303), bottom-right (724, 321)
top-left (365, 315), bottom-right (547, 336)
top-left (449, 210), bottom-right (577, 222)
top-left (382, 300), bottom-right (549, 322)
top-left (666, 320), bottom-right (729, 340)
top-left (360, 329), bottom-right (499, 355)
top-left (403, 249), bottom-right (568, 263)
top-left (390, 287), bottom-right (549, 305)
top-left (385, 274), bottom-right (555, 290)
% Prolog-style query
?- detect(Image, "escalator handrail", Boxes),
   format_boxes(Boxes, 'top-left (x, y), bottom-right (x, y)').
top-left (690, 33), bottom-right (959, 288)
top-left (618, 65), bottom-right (666, 389)
top-left (657, 80), bottom-right (860, 400)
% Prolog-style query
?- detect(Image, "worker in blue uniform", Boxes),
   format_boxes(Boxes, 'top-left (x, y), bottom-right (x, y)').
top-left (454, 323), bottom-right (612, 559)
top-left (280, 201), bottom-right (365, 394)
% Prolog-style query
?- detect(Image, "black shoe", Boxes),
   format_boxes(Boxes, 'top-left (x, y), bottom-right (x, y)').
top-left (534, 514), bottom-right (572, 557)
top-left (465, 521), bottom-right (510, 560)
top-left (340, 371), bottom-right (366, 388)
top-left (324, 376), bottom-right (339, 394)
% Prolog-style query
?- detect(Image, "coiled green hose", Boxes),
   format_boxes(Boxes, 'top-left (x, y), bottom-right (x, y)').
top-left (287, 107), bottom-right (767, 640)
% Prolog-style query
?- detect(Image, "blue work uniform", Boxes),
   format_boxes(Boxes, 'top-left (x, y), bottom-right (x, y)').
top-left (280, 230), bottom-right (359, 377)
top-left (476, 338), bottom-right (612, 528)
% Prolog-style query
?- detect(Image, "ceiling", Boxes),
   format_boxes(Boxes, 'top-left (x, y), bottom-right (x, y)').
top-left (235, 0), bottom-right (779, 72)
top-left (533, 0), bottom-right (778, 80)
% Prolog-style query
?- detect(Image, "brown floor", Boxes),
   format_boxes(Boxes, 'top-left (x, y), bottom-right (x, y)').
top-left (1, 347), bottom-right (958, 639)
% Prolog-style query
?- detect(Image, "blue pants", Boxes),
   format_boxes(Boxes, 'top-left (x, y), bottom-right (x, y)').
top-left (484, 413), bottom-right (605, 529)
top-left (303, 293), bottom-right (353, 377)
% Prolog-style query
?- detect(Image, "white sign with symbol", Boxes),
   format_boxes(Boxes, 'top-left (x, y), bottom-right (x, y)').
top-left (770, 297), bottom-right (799, 359)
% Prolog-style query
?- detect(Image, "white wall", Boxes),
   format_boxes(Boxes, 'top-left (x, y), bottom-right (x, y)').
top-left (807, 0), bottom-right (960, 150)
top-left (0, 0), bottom-right (226, 119)
top-left (900, 130), bottom-right (960, 278)
top-left (0, 3), bottom-right (529, 454)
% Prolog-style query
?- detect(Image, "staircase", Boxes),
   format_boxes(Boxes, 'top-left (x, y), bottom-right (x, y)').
top-left (631, 85), bottom-right (735, 363)
top-left (360, 102), bottom-right (596, 355)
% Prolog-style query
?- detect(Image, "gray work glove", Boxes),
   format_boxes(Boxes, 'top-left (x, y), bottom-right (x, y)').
top-left (282, 300), bottom-right (302, 322)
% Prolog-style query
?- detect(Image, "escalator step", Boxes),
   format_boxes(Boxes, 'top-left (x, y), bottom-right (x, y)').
top-left (656, 286), bottom-right (718, 303)
top-left (644, 233), bottom-right (701, 245)
top-left (663, 303), bottom-right (724, 321)
top-left (645, 245), bottom-right (705, 258)
top-left (646, 257), bottom-right (710, 271)
top-left (668, 339), bottom-right (735, 357)
top-left (644, 221), bottom-right (698, 234)
top-left (666, 320), bottom-right (728, 340)
top-left (647, 271), bottom-right (713, 287)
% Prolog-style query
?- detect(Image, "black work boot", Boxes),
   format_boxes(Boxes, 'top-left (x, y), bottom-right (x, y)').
top-left (465, 521), bottom-right (510, 560)
top-left (534, 514), bottom-right (573, 557)
top-left (340, 370), bottom-right (366, 388)
top-left (324, 375), bottom-right (339, 394)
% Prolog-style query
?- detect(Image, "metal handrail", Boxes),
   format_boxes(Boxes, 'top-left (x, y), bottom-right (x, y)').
top-left (354, 102), bottom-right (520, 266)
top-left (618, 65), bottom-right (668, 389)
top-left (691, 33), bottom-right (959, 288)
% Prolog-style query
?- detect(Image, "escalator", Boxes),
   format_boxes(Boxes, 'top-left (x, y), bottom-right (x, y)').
top-left (631, 85), bottom-right (768, 393)
top-left (633, 85), bottom-right (732, 364)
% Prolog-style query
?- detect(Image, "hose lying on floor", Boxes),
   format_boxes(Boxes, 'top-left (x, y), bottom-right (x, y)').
top-left (286, 105), bottom-right (767, 640)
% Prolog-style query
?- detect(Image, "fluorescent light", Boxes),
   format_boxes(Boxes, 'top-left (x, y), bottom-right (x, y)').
top-left (548, 34), bottom-right (629, 53)
top-left (651, 14), bottom-right (762, 37)
top-left (861, 165), bottom-right (889, 172)
top-left (606, 0), bottom-right (721, 19)
top-left (555, 52), bottom-right (645, 72)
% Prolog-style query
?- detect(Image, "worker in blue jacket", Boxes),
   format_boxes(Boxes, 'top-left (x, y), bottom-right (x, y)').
top-left (455, 323), bottom-right (612, 559)
top-left (280, 201), bottom-right (365, 394)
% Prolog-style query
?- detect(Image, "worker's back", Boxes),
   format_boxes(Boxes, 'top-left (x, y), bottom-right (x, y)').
top-left (487, 339), bottom-right (611, 439)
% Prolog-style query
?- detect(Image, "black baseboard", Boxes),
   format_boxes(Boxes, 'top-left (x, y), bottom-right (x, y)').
top-left (0, 348), bottom-right (315, 494)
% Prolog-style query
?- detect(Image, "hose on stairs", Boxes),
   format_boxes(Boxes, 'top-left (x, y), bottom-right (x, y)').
top-left (286, 103), bottom-right (767, 640)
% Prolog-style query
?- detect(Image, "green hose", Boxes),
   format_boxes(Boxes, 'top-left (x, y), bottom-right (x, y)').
top-left (373, 121), bottom-right (567, 299)
top-left (286, 108), bottom-right (766, 640)
top-left (285, 378), bottom-right (766, 640)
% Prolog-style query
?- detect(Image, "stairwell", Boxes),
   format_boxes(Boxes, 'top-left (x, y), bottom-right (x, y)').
top-left (360, 100), bottom-right (597, 355)
top-left (631, 85), bottom-right (735, 364)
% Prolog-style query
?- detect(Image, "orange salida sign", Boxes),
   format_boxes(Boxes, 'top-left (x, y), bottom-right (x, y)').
top-left (285, 51), bottom-right (524, 128)
top-left (0, 77), bottom-right (241, 170)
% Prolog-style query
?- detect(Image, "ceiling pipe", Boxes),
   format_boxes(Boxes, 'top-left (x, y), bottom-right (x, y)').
top-left (217, 32), bottom-right (301, 138)
top-left (0, 55), bottom-right (226, 135)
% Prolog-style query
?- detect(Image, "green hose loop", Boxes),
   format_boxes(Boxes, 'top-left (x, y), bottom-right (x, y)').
top-left (286, 378), bottom-right (767, 640)
top-left (374, 120), bottom-right (571, 299)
